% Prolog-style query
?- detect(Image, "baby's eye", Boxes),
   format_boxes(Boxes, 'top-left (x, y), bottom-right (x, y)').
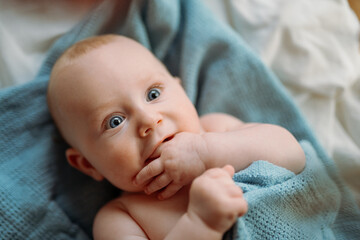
top-left (146, 88), bottom-right (161, 102)
top-left (107, 115), bottom-right (125, 129)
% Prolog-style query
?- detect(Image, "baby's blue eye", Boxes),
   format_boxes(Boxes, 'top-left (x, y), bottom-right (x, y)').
top-left (108, 116), bottom-right (124, 129)
top-left (147, 88), bottom-right (161, 102)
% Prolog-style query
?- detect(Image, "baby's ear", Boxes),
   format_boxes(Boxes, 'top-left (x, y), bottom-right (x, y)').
top-left (66, 148), bottom-right (104, 181)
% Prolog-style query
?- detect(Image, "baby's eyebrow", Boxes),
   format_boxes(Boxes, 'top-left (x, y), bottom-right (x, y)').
top-left (87, 102), bottom-right (116, 129)
top-left (142, 72), bottom-right (169, 83)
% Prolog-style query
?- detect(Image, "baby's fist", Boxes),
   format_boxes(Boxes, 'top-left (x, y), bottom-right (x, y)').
top-left (188, 165), bottom-right (247, 233)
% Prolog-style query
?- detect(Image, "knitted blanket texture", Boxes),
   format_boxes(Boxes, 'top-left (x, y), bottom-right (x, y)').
top-left (0, 0), bottom-right (359, 239)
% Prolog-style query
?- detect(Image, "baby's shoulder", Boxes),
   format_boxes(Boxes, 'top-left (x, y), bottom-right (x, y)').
top-left (200, 112), bottom-right (243, 132)
top-left (94, 196), bottom-right (127, 218)
top-left (93, 195), bottom-right (148, 239)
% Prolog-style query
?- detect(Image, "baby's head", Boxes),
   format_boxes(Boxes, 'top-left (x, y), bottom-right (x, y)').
top-left (47, 35), bottom-right (202, 192)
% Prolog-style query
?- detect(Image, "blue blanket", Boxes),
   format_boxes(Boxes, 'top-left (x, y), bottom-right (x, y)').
top-left (0, 0), bottom-right (359, 239)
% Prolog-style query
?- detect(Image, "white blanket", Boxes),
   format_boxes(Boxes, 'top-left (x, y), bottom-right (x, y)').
top-left (0, 1), bottom-right (95, 87)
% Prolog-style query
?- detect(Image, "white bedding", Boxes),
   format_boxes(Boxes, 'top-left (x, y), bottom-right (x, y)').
top-left (1, 0), bottom-right (359, 205)
top-left (0, 0), bottom-right (96, 87)
top-left (205, 0), bottom-right (360, 205)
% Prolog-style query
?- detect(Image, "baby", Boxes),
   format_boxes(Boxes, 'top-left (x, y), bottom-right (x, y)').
top-left (47, 34), bottom-right (306, 239)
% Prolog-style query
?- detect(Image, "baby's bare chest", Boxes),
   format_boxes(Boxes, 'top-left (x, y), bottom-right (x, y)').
top-left (120, 191), bottom-right (189, 239)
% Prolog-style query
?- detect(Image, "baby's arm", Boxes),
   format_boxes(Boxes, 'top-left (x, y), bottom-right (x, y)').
top-left (93, 199), bottom-right (148, 239)
top-left (200, 113), bottom-right (306, 174)
top-left (135, 113), bottom-right (305, 199)
top-left (94, 166), bottom-right (246, 240)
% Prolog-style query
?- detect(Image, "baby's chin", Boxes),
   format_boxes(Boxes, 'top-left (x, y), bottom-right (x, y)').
top-left (119, 186), bottom-right (149, 196)
top-left (116, 185), bottom-right (144, 194)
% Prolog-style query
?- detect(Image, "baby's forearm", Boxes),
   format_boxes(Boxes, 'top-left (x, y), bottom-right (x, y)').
top-left (201, 124), bottom-right (305, 174)
top-left (164, 213), bottom-right (223, 240)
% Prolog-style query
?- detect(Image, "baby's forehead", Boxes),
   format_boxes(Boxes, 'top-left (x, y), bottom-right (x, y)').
top-left (50, 37), bottom-right (171, 100)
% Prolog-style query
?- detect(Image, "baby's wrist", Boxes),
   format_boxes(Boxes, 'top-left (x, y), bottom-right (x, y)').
top-left (199, 132), bottom-right (219, 169)
top-left (185, 211), bottom-right (223, 239)
top-left (197, 133), bottom-right (212, 170)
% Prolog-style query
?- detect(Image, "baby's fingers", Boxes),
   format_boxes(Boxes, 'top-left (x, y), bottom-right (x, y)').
top-left (157, 182), bottom-right (183, 200)
top-left (222, 165), bottom-right (235, 177)
top-left (144, 173), bottom-right (172, 195)
top-left (226, 185), bottom-right (247, 217)
top-left (233, 196), bottom-right (248, 217)
top-left (134, 159), bottom-right (163, 186)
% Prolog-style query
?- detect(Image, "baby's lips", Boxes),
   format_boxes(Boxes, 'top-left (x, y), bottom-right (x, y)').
top-left (147, 144), bottom-right (163, 163)
top-left (144, 156), bottom-right (157, 166)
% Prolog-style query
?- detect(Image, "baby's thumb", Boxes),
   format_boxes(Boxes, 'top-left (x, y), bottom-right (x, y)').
top-left (222, 165), bottom-right (235, 177)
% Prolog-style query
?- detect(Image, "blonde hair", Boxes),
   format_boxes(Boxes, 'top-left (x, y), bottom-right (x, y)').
top-left (57, 34), bottom-right (119, 64)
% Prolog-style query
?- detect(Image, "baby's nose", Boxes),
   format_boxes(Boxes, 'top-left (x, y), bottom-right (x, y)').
top-left (138, 111), bottom-right (162, 137)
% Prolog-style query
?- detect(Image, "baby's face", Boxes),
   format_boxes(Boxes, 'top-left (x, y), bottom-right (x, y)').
top-left (56, 39), bottom-right (202, 192)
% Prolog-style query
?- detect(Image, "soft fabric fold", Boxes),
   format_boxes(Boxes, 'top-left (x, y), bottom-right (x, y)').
top-left (0, 0), bottom-right (359, 239)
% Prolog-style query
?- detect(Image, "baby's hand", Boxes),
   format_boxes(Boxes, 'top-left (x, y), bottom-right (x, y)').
top-left (188, 165), bottom-right (247, 233)
top-left (134, 132), bottom-right (208, 199)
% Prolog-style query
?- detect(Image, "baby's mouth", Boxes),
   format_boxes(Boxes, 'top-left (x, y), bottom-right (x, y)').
top-left (145, 154), bottom-right (158, 165)
top-left (163, 135), bottom-right (174, 142)
top-left (145, 150), bottom-right (162, 166)
top-left (145, 134), bottom-right (175, 165)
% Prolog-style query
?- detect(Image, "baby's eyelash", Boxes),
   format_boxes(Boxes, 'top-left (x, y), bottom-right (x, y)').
top-left (102, 113), bottom-right (125, 130)
top-left (145, 84), bottom-right (164, 97)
